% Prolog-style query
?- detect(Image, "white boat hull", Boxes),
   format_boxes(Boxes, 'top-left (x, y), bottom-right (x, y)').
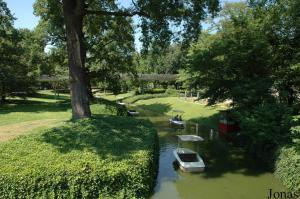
top-left (173, 148), bottom-right (205, 173)
top-left (169, 119), bottom-right (185, 126)
top-left (127, 111), bottom-right (139, 116)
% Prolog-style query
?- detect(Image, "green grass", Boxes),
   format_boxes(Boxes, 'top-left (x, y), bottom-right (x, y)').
top-left (0, 91), bottom-right (71, 126)
top-left (0, 115), bottom-right (159, 198)
top-left (0, 90), bottom-right (125, 142)
top-left (96, 92), bottom-right (135, 101)
top-left (133, 97), bottom-right (226, 128)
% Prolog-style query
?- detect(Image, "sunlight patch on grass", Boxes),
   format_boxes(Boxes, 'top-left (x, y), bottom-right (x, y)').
top-left (0, 119), bottom-right (63, 142)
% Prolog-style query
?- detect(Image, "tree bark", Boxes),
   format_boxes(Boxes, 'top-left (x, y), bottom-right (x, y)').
top-left (62, 0), bottom-right (91, 119)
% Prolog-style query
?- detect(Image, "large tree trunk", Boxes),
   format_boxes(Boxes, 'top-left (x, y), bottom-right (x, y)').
top-left (62, 0), bottom-right (91, 119)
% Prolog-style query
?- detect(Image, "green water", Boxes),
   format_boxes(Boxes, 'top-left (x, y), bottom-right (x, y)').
top-left (136, 110), bottom-right (285, 199)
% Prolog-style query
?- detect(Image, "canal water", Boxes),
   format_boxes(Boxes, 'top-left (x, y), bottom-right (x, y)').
top-left (136, 109), bottom-right (285, 199)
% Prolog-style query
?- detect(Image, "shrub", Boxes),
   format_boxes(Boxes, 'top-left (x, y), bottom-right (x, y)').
top-left (148, 88), bottom-right (166, 94)
top-left (275, 116), bottom-right (300, 192)
top-left (235, 103), bottom-right (292, 166)
top-left (134, 88), bottom-right (166, 95)
top-left (93, 98), bottom-right (127, 116)
top-left (0, 115), bottom-right (159, 199)
top-left (275, 145), bottom-right (300, 192)
top-left (164, 88), bottom-right (179, 96)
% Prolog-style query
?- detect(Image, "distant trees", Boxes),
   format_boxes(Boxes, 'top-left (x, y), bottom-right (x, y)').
top-left (135, 44), bottom-right (186, 74)
top-left (0, 0), bottom-right (46, 103)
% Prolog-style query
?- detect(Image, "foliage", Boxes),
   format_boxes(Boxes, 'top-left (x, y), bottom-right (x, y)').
top-left (94, 98), bottom-right (127, 116)
top-left (0, 115), bottom-right (159, 198)
top-left (275, 146), bottom-right (300, 192)
top-left (274, 115), bottom-right (300, 192)
top-left (33, 0), bottom-right (220, 118)
top-left (179, 2), bottom-right (300, 192)
top-left (0, 1), bottom-right (37, 102)
top-left (164, 88), bottom-right (179, 96)
top-left (234, 103), bottom-right (292, 166)
top-left (183, 3), bottom-right (274, 108)
top-left (135, 44), bottom-right (186, 74)
top-left (135, 88), bottom-right (166, 95)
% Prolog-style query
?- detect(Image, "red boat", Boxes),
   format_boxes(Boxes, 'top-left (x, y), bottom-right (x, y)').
top-left (218, 110), bottom-right (240, 137)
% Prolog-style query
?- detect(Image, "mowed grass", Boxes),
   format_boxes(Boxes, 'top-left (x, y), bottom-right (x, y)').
top-left (132, 97), bottom-right (226, 128)
top-left (96, 92), bottom-right (134, 101)
top-left (0, 90), bottom-right (115, 142)
top-left (0, 91), bottom-right (71, 126)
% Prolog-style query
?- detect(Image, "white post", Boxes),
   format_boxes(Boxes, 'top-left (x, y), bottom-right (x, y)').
top-left (196, 123), bottom-right (199, 136)
top-left (210, 129), bottom-right (214, 140)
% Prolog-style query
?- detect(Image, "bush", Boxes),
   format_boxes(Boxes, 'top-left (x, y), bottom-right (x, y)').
top-left (275, 117), bottom-right (300, 192)
top-left (275, 145), bottom-right (300, 192)
top-left (0, 115), bottom-right (159, 199)
top-left (148, 88), bottom-right (166, 94)
top-left (164, 88), bottom-right (178, 96)
top-left (235, 103), bottom-right (292, 166)
top-left (93, 98), bottom-right (127, 116)
top-left (135, 88), bottom-right (166, 95)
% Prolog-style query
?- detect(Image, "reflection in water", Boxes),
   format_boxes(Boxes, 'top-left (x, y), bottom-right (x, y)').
top-left (138, 112), bottom-right (285, 199)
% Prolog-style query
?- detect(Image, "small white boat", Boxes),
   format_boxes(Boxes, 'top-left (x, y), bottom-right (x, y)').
top-left (127, 110), bottom-right (139, 116)
top-left (169, 118), bottom-right (185, 126)
top-left (117, 102), bottom-right (126, 105)
top-left (174, 135), bottom-right (205, 172)
top-left (169, 109), bottom-right (185, 127)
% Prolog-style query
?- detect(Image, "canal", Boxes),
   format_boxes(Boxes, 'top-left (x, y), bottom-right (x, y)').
top-left (135, 108), bottom-right (285, 199)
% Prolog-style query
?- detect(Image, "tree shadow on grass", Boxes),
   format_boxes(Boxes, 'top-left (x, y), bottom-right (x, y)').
top-left (39, 115), bottom-right (156, 160)
top-left (32, 92), bottom-right (70, 101)
top-left (0, 97), bottom-right (71, 115)
top-left (135, 103), bottom-right (172, 116)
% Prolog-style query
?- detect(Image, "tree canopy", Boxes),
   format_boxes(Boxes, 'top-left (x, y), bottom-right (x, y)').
top-left (33, 0), bottom-right (220, 119)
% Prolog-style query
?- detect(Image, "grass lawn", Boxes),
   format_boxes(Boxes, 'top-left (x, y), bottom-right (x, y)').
top-left (0, 91), bottom-right (71, 126)
top-left (0, 90), bottom-right (120, 142)
top-left (132, 96), bottom-right (226, 128)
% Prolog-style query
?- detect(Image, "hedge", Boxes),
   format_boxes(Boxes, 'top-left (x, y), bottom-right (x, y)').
top-left (0, 115), bottom-right (159, 199)
top-left (275, 145), bottom-right (300, 193)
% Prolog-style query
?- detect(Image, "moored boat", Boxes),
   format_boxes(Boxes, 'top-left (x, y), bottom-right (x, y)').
top-left (174, 135), bottom-right (205, 172)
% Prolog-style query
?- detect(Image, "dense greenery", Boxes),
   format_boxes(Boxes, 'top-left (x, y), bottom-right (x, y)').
top-left (180, 0), bottom-right (300, 191)
top-left (274, 115), bottom-right (300, 192)
top-left (0, 1), bottom-right (40, 103)
top-left (0, 115), bottom-right (159, 198)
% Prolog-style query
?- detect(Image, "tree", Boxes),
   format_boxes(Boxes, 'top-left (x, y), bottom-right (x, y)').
top-left (135, 44), bottom-right (186, 74)
top-left (0, 0), bottom-right (35, 103)
top-left (183, 2), bottom-right (274, 108)
top-left (34, 0), bottom-right (220, 119)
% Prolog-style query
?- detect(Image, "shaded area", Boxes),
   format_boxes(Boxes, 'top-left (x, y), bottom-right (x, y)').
top-left (136, 103), bottom-right (172, 116)
top-left (0, 114), bottom-right (159, 199)
top-left (0, 95), bottom-right (70, 115)
top-left (39, 115), bottom-right (156, 159)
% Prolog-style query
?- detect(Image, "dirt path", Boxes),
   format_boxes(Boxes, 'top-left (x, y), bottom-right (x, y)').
top-left (0, 119), bottom-right (62, 142)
